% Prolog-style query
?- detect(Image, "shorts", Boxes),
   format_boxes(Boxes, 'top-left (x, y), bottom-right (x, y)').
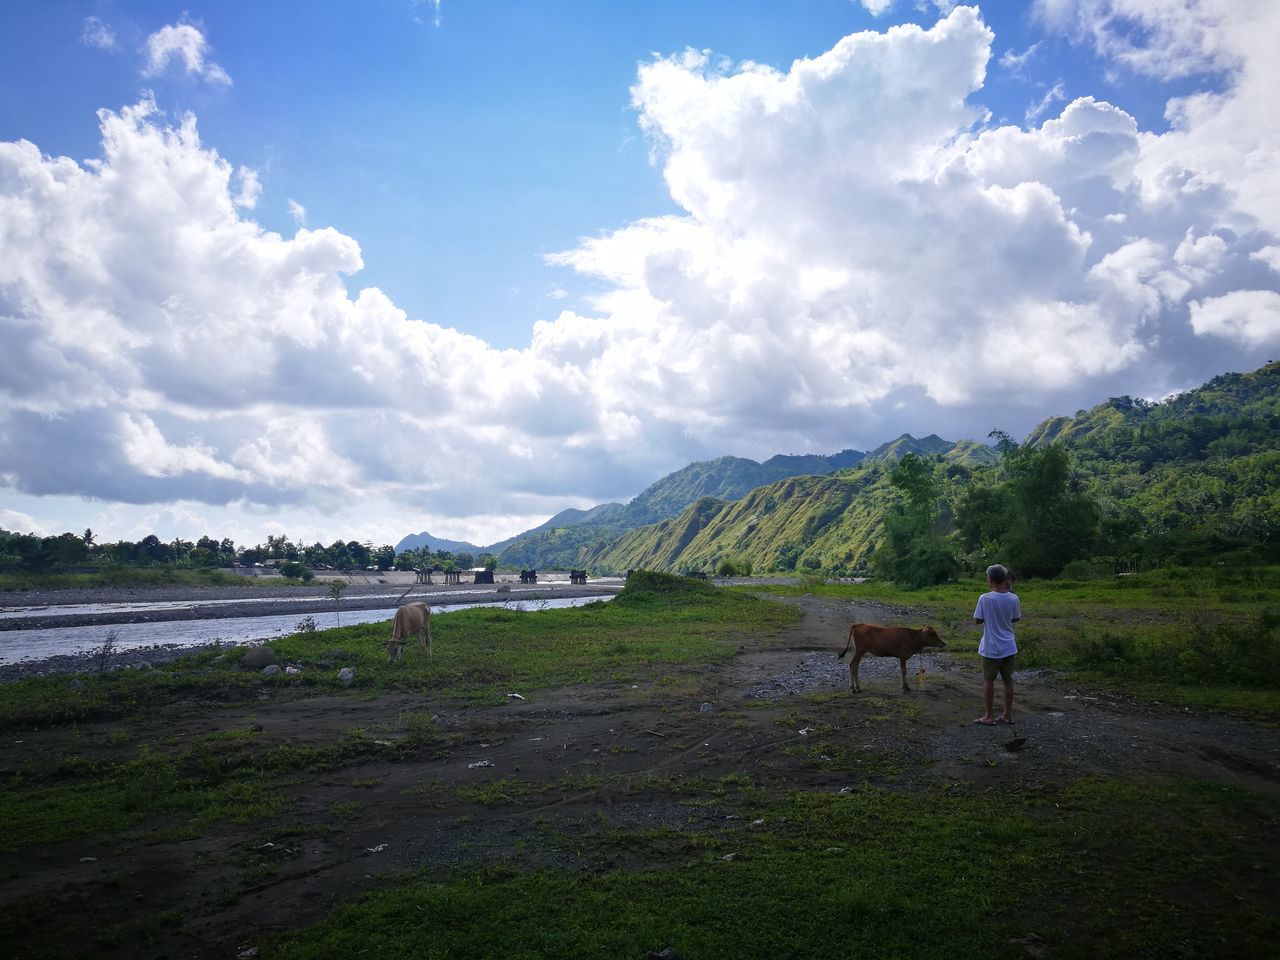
top-left (981, 654), bottom-right (1016, 682)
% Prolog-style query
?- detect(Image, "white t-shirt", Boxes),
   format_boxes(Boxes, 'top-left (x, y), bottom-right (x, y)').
top-left (974, 590), bottom-right (1021, 658)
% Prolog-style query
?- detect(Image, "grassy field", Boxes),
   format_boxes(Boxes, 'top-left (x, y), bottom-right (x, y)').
top-left (266, 778), bottom-right (1275, 960)
top-left (1, 571), bottom-right (1277, 960)
top-left (749, 566), bottom-right (1280, 719)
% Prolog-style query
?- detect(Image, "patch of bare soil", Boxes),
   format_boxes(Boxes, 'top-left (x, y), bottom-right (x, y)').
top-left (3, 594), bottom-right (1279, 959)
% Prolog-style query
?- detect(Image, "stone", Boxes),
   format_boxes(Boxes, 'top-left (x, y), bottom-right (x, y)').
top-left (67, 679), bottom-right (84, 690)
top-left (338, 667), bottom-right (356, 686)
top-left (261, 664), bottom-right (282, 677)
top-left (242, 647), bottom-right (277, 669)
top-left (700, 702), bottom-right (714, 713)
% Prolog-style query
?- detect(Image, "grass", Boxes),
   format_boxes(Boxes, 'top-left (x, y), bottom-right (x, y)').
top-left (750, 566), bottom-right (1280, 719)
top-left (0, 726), bottom-right (439, 853)
top-left (262, 777), bottom-right (1278, 960)
top-left (0, 572), bottom-right (799, 731)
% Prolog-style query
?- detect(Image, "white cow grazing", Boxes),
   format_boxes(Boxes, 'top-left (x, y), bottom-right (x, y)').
top-left (387, 601), bottom-right (432, 663)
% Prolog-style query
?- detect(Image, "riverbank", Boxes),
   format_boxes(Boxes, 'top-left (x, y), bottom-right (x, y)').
top-left (0, 576), bottom-right (623, 631)
top-left (0, 577), bottom-right (623, 679)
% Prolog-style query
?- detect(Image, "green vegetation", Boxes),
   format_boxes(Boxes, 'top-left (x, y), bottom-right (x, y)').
top-left (751, 566), bottom-right (1280, 717)
top-left (0, 572), bottom-right (798, 732)
top-left (500, 449), bottom-right (865, 569)
top-left (873, 453), bottom-right (958, 588)
top-left (579, 361), bottom-right (1280, 583)
top-left (266, 779), bottom-right (1276, 960)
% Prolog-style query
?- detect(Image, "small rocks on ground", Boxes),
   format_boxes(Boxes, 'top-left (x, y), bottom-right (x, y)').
top-left (261, 664), bottom-right (282, 677)
top-left (700, 702), bottom-right (715, 713)
top-left (337, 667), bottom-right (356, 685)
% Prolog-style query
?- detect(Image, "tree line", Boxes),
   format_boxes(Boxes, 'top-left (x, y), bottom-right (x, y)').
top-left (0, 529), bottom-right (492, 579)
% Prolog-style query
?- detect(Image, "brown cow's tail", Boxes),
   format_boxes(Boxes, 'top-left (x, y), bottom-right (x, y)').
top-left (836, 624), bottom-right (856, 660)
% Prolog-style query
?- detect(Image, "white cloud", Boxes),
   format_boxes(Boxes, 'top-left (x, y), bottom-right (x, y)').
top-left (0, 509), bottom-right (48, 537)
top-left (857, 0), bottom-right (896, 15)
top-left (1000, 42), bottom-right (1041, 76)
top-left (1025, 81), bottom-right (1067, 123)
top-left (287, 199), bottom-right (308, 226)
top-left (1189, 290), bottom-right (1280, 346)
top-left (233, 166), bottom-right (261, 209)
top-left (82, 16), bottom-right (116, 51)
top-left (143, 24), bottom-right (232, 86)
top-left (3, 4), bottom-right (1279, 545)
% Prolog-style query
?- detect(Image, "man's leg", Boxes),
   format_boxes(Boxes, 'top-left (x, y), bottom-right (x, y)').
top-left (1001, 676), bottom-right (1014, 722)
top-left (980, 677), bottom-right (995, 722)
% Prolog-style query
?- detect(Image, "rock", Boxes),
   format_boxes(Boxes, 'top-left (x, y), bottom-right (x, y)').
top-left (645, 949), bottom-right (683, 960)
top-left (261, 664), bottom-right (282, 677)
top-left (700, 702), bottom-right (715, 713)
top-left (250, 723), bottom-right (264, 732)
top-left (67, 679), bottom-right (84, 690)
top-left (496, 585), bottom-right (511, 593)
top-left (326, 649), bottom-right (353, 661)
top-left (338, 667), bottom-right (356, 686)
top-left (242, 647), bottom-right (277, 669)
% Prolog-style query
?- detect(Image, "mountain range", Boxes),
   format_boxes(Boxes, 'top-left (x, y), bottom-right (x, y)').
top-left (397, 361), bottom-right (1278, 575)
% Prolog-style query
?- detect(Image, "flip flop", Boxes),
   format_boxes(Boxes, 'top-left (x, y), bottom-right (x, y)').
top-left (973, 718), bottom-right (996, 725)
top-left (996, 717), bottom-right (1014, 725)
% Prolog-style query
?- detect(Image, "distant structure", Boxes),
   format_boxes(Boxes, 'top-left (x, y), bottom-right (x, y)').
top-left (570, 569), bottom-right (588, 585)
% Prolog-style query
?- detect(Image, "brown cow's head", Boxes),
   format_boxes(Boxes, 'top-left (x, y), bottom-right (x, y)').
top-left (921, 625), bottom-right (946, 648)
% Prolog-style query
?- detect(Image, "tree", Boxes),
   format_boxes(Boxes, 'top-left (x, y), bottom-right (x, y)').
top-left (327, 579), bottom-right (347, 626)
top-left (479, 553), bottom-right (498, 572)
top-left (957, 443), bottom-right (1100, 578)
top-left (873, 453), bottom-right (957, 588)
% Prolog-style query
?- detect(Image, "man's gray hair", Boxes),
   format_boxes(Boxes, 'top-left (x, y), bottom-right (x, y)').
top-left (986, 564), bottom-right (1009, 584)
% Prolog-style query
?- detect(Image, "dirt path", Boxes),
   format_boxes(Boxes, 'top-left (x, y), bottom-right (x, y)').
top-left (4, 594), bottom-right (1279, 959)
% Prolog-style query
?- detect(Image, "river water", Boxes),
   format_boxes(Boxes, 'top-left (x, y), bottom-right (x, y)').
top-left (0, 595), bottom-right (612, 665)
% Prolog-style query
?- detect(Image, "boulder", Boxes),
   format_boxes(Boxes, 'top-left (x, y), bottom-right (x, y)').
top-left (261, 664), bottom-right (282, 677)
top-left (242, 647), bottom-right (277, 669)
top-left (338, 667), bottom-right (356, 686)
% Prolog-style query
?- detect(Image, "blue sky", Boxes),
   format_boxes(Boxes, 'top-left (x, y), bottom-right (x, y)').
top-left (1, 1), bottom-right (1277, 548)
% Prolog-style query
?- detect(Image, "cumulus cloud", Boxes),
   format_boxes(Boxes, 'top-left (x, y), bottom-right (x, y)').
top-left (143, 24), bottom-right (232, 85)
top-left (1189, 290), bottom-right (1280, 346)
top-left (2, 4), bottom-right (1279, 543)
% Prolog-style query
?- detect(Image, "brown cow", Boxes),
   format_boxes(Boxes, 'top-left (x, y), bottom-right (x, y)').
top-left (387, 601), bottom-right (432, 663)
top-left (836, 623), bottom-right (945, 693)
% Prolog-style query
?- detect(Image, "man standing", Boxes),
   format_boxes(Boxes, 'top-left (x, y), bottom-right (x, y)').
top-left (973, 563), bottom-right (1021, 725)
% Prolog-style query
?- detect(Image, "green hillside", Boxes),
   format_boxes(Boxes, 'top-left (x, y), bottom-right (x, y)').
top-left (497, 448), bottom-right (863, 569)
top-left (583, 436), bottom-right (990, 576)
top-left (582, 362), bottom-right (1280, 578)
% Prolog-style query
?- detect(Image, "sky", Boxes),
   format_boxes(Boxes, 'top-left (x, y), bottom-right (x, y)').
top-left (2, 0), bottom-right (1278, 550)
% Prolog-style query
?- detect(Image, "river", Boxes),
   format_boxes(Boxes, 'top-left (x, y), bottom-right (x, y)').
top-left (0, 595), bottom-right (613, 665)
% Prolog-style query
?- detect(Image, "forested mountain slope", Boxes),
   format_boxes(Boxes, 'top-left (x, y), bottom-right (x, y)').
top-left (497, 449), bottom-right (863, 569)
top-left (584, 437), bottom-right (990, 576)
top-left (585, 362), bottom-right (1279, 576)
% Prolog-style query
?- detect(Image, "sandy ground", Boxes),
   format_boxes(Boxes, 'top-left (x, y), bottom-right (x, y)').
top-left (2, 593), bottom-right (1278, 959)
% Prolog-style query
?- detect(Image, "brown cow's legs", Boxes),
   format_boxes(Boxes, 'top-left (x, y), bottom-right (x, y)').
top-left (899, 657), bottom-right (911, 692)
top-left (849, 653), bottom-right (864, 692)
